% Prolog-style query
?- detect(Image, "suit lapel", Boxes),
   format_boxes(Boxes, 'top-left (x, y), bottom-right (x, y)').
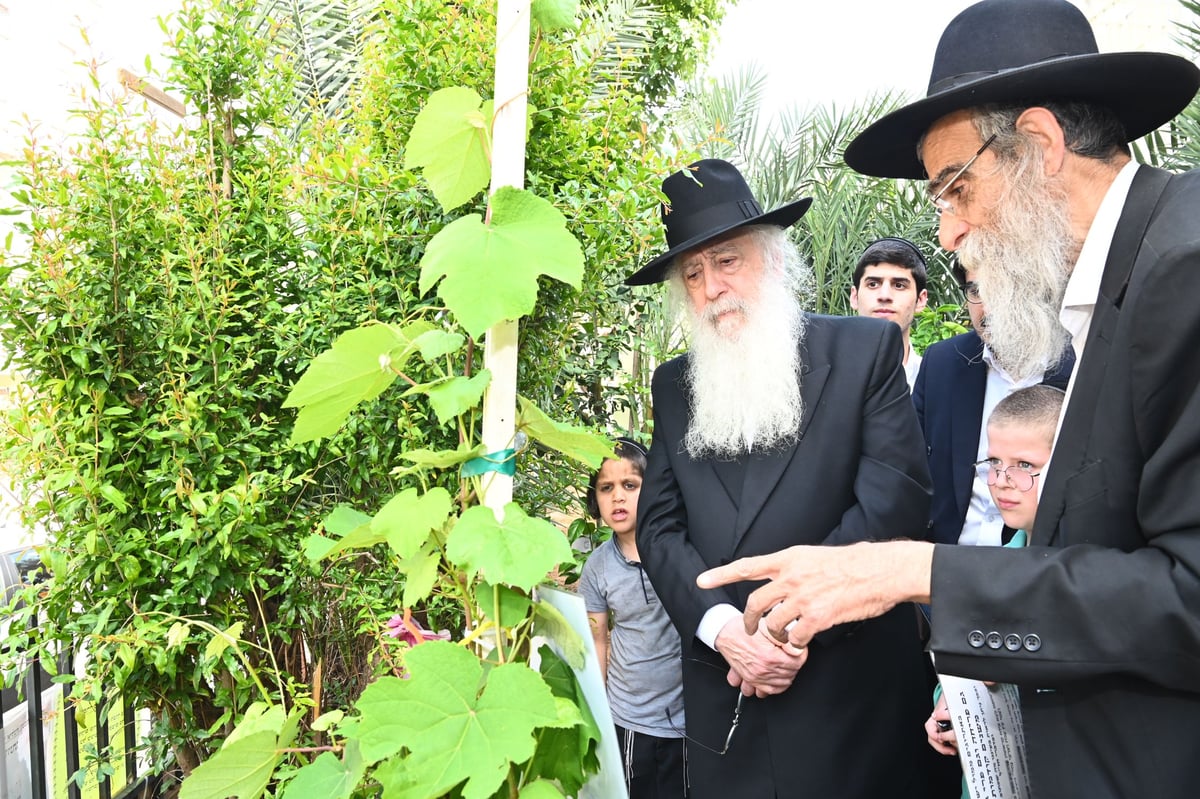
top-left (732, 361), bottom-right (831, 548)
top-left (950, 333), bottom-right (987, 520)
top-left (1034, 166), bottom-right (1172, 546)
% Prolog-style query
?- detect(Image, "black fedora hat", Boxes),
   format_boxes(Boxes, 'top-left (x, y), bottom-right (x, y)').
top-left (844, 0), bottom-right (1200, 179)
top-left (625, 159), bottom-right (812, 286)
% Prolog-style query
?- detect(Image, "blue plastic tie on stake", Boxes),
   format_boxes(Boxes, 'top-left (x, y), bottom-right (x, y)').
top-left (461, 448), bottom-right (517, 478)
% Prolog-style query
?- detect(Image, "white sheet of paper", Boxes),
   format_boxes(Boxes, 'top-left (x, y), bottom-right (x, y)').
top-left (938, 673), bottom-right (1031, 799)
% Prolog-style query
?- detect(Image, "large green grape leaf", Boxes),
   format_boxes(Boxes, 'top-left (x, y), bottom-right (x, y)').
top-left (516, 397), bottom-right (613, 469)
top-left (404, 87), bottom-right (491, 213)
top-left (180, 730), bottom-right (278, 799)
top-left (180, 704), bottom-right (302, 799)
top-left (358, 642), bottom-right (559, 799)
top-left (284, 322), bottom-right (435, 443)
top-left (406, 369), bottom-right (491, 426)
top-left (373, 487), bottom-right (453, 560)
top-left (280, 740), bottom-right (364, 799)
top-left (531, 0), bottom-right (578, 32)
top-left (446, 503), bottom-right (572, 591)
top-left (418, 187), bottom-right (584, 339)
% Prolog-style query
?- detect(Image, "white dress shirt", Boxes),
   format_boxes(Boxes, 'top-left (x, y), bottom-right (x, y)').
top-left (1041, 159), bottom-right (1140, 499)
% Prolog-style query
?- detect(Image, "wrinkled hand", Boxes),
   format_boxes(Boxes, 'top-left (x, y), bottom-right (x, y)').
top-left (697, 541), bottom-right (934, 648)
top-left (715, 617), bottom-right (807, 698)
top-left (926, 692), bottom-right (957, 756)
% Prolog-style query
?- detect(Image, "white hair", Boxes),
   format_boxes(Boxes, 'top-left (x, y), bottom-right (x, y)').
top-left (667, 225), bottom-right (814, 459)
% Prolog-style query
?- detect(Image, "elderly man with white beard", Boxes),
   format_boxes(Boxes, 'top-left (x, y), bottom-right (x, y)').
top-left (626, 158), bottom-right (936, 798)
top-left (696, 2), bottom-right (1200, 798)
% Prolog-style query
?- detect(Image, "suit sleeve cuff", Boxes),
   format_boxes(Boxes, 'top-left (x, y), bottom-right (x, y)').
top-left (697, 603), bottom-right (742, 650)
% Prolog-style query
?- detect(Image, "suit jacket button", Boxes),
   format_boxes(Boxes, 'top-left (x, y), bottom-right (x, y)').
top-left (985, 631), bottom-right (1003, 649)
top-left (968, 630), bottom-right (985, 648)
top-left (1023, 634), bottom-right (1042, 652)
top-left (1004, 634), bottom-right (1022, 652)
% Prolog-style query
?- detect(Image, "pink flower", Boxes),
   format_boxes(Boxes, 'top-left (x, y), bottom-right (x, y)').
top-left (386, 612), bottom-right (451, 646)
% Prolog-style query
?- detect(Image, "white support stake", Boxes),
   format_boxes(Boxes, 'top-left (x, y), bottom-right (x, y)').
top-left (480, 0), bottom-right (531, 515)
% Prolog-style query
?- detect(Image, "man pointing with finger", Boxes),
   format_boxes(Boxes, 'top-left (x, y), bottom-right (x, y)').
top-left (629, 158), bottom-right (936, 797)
top-left (700, 2), bottom-right (1200, 798)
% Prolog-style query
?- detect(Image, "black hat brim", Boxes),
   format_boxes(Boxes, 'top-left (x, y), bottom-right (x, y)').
top-left (625, 197), bottom-right (813, 286)
top-left (845, 52), bottom-right (1200, 179)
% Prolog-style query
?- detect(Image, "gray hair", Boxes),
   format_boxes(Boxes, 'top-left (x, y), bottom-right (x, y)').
top-left (943, 101), bottom-right (1129, 168)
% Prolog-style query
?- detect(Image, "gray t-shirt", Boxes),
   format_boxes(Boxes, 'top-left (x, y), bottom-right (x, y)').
top-left (578, 538), bottom-right (685, 737)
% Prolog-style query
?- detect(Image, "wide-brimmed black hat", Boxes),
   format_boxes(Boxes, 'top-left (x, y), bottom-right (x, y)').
top-left (625, 159), bottom-right (811, 286)
top-left (844, 0), bottom-right (1200, 179)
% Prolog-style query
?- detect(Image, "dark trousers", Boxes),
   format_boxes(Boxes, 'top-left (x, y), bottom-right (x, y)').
top-left (615, 723), bottom-right (688, 798)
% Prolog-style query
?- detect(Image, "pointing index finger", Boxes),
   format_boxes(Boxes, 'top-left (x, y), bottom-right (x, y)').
top-left (696, 553), bottom-right (776, 589)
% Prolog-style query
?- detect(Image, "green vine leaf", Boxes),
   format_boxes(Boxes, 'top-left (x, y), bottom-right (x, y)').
top-left (531, 0), bottom-right (579, 32)
top-left (180, 704), bottom-right (302, 799)
top-left (519, 780), bottom-right (568, 798)
top-left (476, 580), bottom-right (533, 628)
top-left (324, 505), bottom-right (373, 536)
top-left (204, 621), bottom-right (244, 661)
top-left (374, 487), bottom-right (453, 560)
top-left (281, 740), bottom-right (364, 799)
top-left (412, 329), bottom-right (466, 362)
top-left (284, 322), bottom-right (435, 443)
top-left (398, 541), bottom-right (441, 606)
top-left (447, 503), bottom-right (572, 591)
top-left (406, 369), bottom-right (491, 426)
top-left (516, 397), bottom-right (613, 469)
top-left (404, 87), bottom-right (492, 212)
top-left (396, 442), bottom-right (489, 470)
top-left (529, 646), bottom-right (601, 794)
top-left (418, 187), bottom-right (584, 339)
top-left (304, 506), bottom-right (381, 562)
top-left (357, 641), bottom-right (560, 798)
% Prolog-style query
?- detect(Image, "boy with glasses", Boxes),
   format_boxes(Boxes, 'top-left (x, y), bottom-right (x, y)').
top-left (927, 384), bottom-right (1065, 792)
top-left (913, 260), bottom-right (1073, 549)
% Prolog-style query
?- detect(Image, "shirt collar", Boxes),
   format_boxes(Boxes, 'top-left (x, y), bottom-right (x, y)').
top-left (1061, 160), bottom-right (1140, 313)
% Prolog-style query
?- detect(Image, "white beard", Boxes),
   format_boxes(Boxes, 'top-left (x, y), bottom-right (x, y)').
top-left (681, 278), bottom-right (805, 460)
top-left (957, 151), bottom-right (1075, 380)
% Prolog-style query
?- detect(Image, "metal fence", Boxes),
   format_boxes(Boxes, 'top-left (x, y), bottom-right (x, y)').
top-left (2, 551), bottom-right (154, 799)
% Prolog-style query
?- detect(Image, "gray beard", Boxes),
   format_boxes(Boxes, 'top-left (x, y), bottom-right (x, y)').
top-left (682, 287), bottom-right (805, 460)
top-left (957, 161), bottom-right (1074, 380)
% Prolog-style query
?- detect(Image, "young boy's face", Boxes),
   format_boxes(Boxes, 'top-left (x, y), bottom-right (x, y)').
top-left (983, 421), bottom-right (1052, 533)
top-left (594, 457), bottom-right (642, 538)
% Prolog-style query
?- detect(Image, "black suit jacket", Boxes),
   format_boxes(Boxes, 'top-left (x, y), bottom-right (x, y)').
top-left (638, 314), bottom-right (933, 798)
top-left (913, 330), bottom-right (1073, 545)
top-left (930, 166), bottom-right (1200, 798)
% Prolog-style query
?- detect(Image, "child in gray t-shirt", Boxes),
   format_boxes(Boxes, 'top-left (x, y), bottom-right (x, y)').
top-left (579, 437), bottom-right (687, 798)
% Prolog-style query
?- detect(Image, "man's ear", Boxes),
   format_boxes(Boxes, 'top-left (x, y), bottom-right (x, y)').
top-left (1016, 106), bottom-right (1067, 177)
top-left (849, 285), bottom-right (860, 312)
top-left (916, 289), bottom-right (928, 315)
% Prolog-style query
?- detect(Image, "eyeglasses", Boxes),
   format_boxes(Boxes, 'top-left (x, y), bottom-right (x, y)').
top-left (961, 281), bottom-right (983, 305)
top-left (929, 133), bottom-right (998, 217)
top-left (666, 661), bottom-right (746, 755)
top-left (975, 458), bottom-right (1041, 492)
